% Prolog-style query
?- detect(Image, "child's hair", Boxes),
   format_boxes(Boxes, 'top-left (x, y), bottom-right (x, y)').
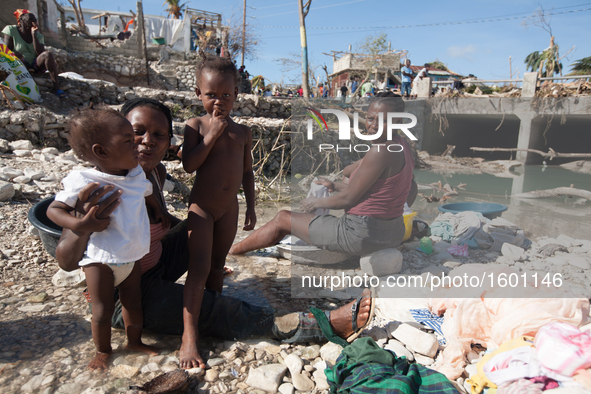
top-left (67, 107), bottom-right (128, 161)
top-left (371, 91), bottom-right (404, 112)
top-left (195, 52), bottom-right (240, 87)
top-left (120, 98), bottom-right (173, 139)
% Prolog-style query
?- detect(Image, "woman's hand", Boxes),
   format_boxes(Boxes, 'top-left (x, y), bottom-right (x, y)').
top-left (154, 204), bottom-right (171, 230)
top-left (300, 197), bottom-right (317, 214)
top-left (314, 178), bottom-right (335, 192)
top-left (74, 182), bottom-right (121, 220)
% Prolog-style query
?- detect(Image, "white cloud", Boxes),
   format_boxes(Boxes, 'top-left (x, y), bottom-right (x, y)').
top-left (447, 44), bottom-right (477, 61)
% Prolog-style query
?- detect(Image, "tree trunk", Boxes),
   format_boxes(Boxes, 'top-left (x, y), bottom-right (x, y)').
top-left (297, 0), bottom-right (311, 97)
top-left (513, 187), bottom-right (591, 202)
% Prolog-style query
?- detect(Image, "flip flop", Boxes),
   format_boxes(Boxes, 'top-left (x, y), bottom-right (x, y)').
top-left (54, 89), bottom-right (67, 98)
top-left (346, 288), bottom-right (376, 343)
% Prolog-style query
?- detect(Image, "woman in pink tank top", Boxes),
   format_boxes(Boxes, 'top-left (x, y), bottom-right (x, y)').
top-left (230, 93), bottom-right (418, 256)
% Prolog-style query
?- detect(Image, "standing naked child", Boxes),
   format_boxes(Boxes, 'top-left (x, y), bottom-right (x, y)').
top-left (47, 108), bottom-right (166, 370)
top-left (180, 54), bottom-right (256, 368)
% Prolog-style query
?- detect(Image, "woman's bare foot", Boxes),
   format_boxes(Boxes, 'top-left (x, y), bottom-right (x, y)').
top-left (328, 288), bottom-right (372, 339)
top-left (88, 351), bottom-right (110, 371)
top-left (179, 340), bottom-right (206, 369)
top-left (126, 342), bottom-right (159, 356)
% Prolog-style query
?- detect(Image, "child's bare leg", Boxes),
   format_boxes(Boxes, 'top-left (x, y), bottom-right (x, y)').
top-left (180, 203), bottom-right (213, 369)
top-left (84, 263), bottom-right (115, 370)
top-left (207, 201), bottom-right (238, 293)
top-left (117, 262), bottom-right (158, 355)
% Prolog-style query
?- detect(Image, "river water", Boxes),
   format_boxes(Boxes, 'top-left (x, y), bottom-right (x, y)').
top-left (413, 165), bottom-right (591, 240)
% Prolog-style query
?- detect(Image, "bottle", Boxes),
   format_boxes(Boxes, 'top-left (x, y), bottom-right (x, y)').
top-left (420, 236), bottom-right (433, 254)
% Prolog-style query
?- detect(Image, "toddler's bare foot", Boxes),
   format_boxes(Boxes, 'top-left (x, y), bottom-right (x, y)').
top-left (126, 342), bottom-right (159, 356)
top-left (179, 340), bottom-right (205, 369)
top-left (223, 266), bottom-right (234, 277)
top-left (88, 351), bottom-right (110, 371)
top-left (328, 288), bottom-right (372, 339)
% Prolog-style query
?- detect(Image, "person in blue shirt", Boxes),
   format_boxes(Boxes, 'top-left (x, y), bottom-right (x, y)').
top-left (400, 59), bottom-right (413, 98)
top-left (351, 78), bottom-right (358, 94)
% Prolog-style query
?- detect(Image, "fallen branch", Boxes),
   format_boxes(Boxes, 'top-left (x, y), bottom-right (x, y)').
top-left (470, 147), bottom-right (591, 160)
top-left (513, 187), bottom-right (591, 202)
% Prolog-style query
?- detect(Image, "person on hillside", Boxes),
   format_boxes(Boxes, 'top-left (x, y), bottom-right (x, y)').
top-left (400, 59), bottom-right (413, 98)
top-left (411, 63), bottom-right (429, 98)
top-left (2, 9), bottom-right (65, 98)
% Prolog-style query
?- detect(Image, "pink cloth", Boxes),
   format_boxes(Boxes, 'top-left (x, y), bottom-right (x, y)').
top-left (447, 244), bottom-right (469, 257)
top-left (138, 223), bottom-right (169, 274)
top-left (535, 321), bottom-right (591, 377)
top-left (427, 265), bottom-right (590, 381)
top-left (346, 135), bottom-right (414, 219)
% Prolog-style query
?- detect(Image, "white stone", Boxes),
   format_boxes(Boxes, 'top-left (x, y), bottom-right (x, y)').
top-left (41, 147), bottom-right (59, 155)
top-left (501, 243), bottom-right (526, 261)
top-left (245, 363), bottom-right (287, 393)
top-left (52, 269), bottom-right (86, 287)
top-left (363, 326), bottom-right (389, 342)
top-left (0, 181), bottom-right (15, 201)
top-left (278, 382), bottom-right (295, 394)
top-left (0, 139), bottom-right (9, 153)
top-left (292, 372), bottom-right (315, 391)
top-left (320, 342), bottom-right (343, 366)
top-left (284, 354), bottom-right (304, 374)
top-left (163, 179), bottom-right (174, 192)
top-left (360, 248), bottom-right (403, 277)
top-left (24, 168), bottom-right (45, 180)
top-left (21, 374), bottom-right (44, 392)
top-left (140, 363), bottom-right (160, 374)
top-left (110, 364), bottom-right (139, 378)
top-left (313, 368), bottom-right (330, 390)
top-left (9, 140), bottom-right (34, 151)
top-left (17, 304), bottom-right (49, 313)
top-left (414, 354), bottom-right (435, 366)
top-left (13, 175), bottom-right (31, 184)
top-left (384, 339), bottom-right (414, 361)
top-left (1, 167), bottom-right (23, 179)
top-left (204, 369), bottom-right (219, 382)
top-left (13, 150), bottom-right (32, 157)
top-left (568, 257), bottom-right (590, 270)
top-left (207, 357), bottom-right (224, 367)
top-left (389, 323), bottom-right (439, 357)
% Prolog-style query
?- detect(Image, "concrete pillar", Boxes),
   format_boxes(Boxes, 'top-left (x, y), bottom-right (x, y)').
top-left (522, 72), bottom-right (538, 97)
top-left (417, 77), bottom-right (432, 98)
top-left (183, 12), bottom-right (191, 54)
top-left (515, 113), bottom-right (541, 163)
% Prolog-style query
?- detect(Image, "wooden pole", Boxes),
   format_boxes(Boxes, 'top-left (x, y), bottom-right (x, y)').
top-left (137, 1), bottom-right (149, 85)
top-left (298, 0), bottom-right (311, 97)
top-left (241, 0), bottom-right (246, 65)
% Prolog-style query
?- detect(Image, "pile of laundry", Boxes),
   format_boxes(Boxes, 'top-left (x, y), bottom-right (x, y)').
top-left (466, 322), bottom-right (591, 393)
top-left (429, 211), bottom-right (529, 251)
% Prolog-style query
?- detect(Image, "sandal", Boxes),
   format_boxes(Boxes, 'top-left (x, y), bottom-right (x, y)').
top-left (54, 89), bottom-right (67, 98)
top-left (345, 288), bottom-right (376, 343)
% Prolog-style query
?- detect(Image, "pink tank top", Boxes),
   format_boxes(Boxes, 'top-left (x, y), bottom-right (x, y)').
top-left (138, 169), bottom-right (170, 273)
top-left (346, 135), bottom-right (414, 219)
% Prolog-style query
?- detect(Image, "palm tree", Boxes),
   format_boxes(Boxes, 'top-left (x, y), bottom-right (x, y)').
top-left (524, 36), bottom-right (562, 78)
top-left (163, 0), bottom-right (188, 19)
top-left (569, 56), bottom-right (591, 80)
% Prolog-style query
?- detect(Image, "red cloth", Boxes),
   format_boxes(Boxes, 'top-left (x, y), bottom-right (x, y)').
top-left (138, 223), bottom-right (169, 274)
top-left (346, 135), bottom-right (414, 219)
top-left (14, 9), bottom-right (29, 20)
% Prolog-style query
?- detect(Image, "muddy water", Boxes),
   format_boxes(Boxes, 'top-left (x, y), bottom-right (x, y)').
top-left (413, 165), bottom-right (591, 239)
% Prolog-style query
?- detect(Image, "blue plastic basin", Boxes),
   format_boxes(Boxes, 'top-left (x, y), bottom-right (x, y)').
top-left (438, 202), bottom-right (508, 219)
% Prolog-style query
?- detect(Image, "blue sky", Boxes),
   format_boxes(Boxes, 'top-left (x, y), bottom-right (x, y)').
top-left (63, 0), bottom-right (591, 85)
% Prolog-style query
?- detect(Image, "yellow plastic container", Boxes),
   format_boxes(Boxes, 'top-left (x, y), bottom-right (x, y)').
top-left (402, 211), bottom-right (417, 241)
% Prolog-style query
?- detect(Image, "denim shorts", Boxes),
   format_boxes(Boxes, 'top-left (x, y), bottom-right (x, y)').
top-left (308, 213), bottom-right (405, 256)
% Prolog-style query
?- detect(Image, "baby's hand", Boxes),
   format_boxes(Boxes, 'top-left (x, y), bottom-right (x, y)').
top-left (243, 208), bottom-right (256, 231)
top-left (154, 206), bottom-right (170, 230)
top-left (209, 110), bottom-right (228, 140)
top-left (76, 205), bottom-right (111, 233)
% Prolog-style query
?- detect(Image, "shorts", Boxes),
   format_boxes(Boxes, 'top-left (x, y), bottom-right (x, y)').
top-left (401, 82), bottom-right (411, 96)
top-left (80, 256), bottom-right (135, 287)
top-left (23, 58), bottom-right (41, 73)
top-left (308, 213), bottom-right (405, 256)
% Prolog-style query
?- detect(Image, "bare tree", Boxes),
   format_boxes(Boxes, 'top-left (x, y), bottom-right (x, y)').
top-left (352, 32), bottom-right (390, 96)
top-left (276, 52), bottom-right (321, 94)
top-left (224, 10), bottom-right (260, 64)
